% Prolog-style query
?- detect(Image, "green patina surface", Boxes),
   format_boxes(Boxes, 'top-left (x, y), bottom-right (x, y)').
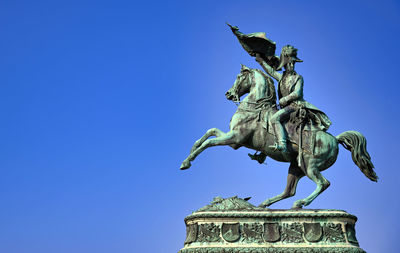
top-left (179, 24), bottom-right (376, 252)
top-left (179, 197), bottom-right (366, 253)
top-left (179, 247), bottom-right (366, 253)
top-left (180, 24), bottom-right (377, 209)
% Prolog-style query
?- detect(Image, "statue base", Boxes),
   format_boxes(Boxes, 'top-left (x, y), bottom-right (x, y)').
top-left (179, 197), bottom-right (366, 253)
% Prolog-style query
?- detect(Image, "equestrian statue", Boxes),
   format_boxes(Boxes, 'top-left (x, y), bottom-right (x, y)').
top-left (179, 24), bottom-right (377, 209)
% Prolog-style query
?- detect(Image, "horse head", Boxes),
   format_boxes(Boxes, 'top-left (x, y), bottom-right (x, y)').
top-left (226, 65), bottom-right (276, 106)
top-left (225, 64), bottom-right (252, 102)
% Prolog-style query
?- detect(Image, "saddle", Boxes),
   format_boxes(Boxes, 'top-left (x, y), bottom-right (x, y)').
top-left (265, 105), bottom-right (329, 167)
top-left (236, 101), bottom-right (330, 166)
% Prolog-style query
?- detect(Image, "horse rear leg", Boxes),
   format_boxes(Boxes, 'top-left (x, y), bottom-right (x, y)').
top-left (292, 163), bottom-right (330, 209)
top-left (190, 128), bottom-right (225, 153)
top-left (180, 131), bottom-right (240, 170)
top-left (259, 163), bottom-right (304, 208)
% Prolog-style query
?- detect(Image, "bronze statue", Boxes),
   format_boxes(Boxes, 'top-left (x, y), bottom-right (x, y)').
top-left (180, 25), bottom-right (377, 209)
top-left (257, 45), bottom-right (331, 154)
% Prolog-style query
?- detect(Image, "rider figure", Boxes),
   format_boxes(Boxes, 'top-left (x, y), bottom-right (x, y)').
top-left (255, 45), bottom-right (331, 154)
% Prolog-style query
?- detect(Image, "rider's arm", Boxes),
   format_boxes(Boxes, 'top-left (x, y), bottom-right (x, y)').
top-left (256, 55), bottom-right (282, 81)
top-left (280, 76), bottom-right (304, 106)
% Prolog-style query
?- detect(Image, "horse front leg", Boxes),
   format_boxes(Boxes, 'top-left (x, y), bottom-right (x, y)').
top-left (190, 128), bottom-right (225, 153)
top-left (180, 131), bottom-right (240, 170)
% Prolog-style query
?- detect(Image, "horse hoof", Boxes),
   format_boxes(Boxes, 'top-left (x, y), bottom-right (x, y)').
top-left (258, 203), bottom-right (268, 208)
top-left (180, 161), bottom-right (191, 170)
top-left (291, 206), bottom-right (303, 210)
top-left (291, 201), bottom-right (304, 209)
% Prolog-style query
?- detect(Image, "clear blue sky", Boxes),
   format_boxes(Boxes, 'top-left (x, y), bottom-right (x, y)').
top-left (0, 0), bottom-right (399, 252)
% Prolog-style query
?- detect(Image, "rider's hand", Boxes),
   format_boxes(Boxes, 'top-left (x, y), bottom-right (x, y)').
top-left (255, 53), bottom-right (263, 63)
top-left (279, 98), bottom-right (287, 107)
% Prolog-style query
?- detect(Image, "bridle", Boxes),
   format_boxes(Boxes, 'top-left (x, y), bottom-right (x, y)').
top-left (231, 70), bottom-right (249, 105)
top-left (231, 69), bottom-right (276, 108)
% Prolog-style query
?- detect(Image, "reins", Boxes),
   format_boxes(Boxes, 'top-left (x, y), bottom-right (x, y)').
top-left (232, 69), bottom-right (276, 110)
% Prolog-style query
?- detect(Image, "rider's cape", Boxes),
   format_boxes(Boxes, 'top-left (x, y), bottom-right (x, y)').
top-left (289, 100), bottom-right (332, 132)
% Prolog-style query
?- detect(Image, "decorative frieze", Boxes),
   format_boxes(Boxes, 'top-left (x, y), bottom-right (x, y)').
top-left (323, 223), bottom-right (346, 243)
top-left (185, 221), bottom-right (359, 245)
top-left (180, 197), bottom-right (366, 253)
top-left (198, 223), bottom-right (222, 243)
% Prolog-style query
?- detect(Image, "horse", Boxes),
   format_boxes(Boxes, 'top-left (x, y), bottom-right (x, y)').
top-left (180, 65), bottom-right (377, 209)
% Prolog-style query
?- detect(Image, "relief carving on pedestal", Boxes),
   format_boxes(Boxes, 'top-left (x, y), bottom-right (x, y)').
top-left (281, 223), bottom-right (304, 243)
top-left (323, 223), bottom-right (346, 243)
top-left (197, 223), bottom-right (221, 242)
top-left (184, 223), bottom-right (198, 244)
top-left (263, 222), bottom-right (281, 242)
top-left (304, 223), bottom-right (323, 242)
top-left (241, 223), bottom-right (264, 243)
top-left (345, 223), bottom-right (359, 245)
top-left (222, 223), bottom-right (240, 242)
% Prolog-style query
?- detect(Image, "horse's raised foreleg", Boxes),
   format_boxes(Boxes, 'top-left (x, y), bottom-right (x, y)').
top-left (180, 131), bottom-right (240, 170)
top-left (259, 163), bottom-right (304, 208)
top-left (292, 165), bottom-right (330, 209)
top-left (190, 128), bottom-right (225, 153)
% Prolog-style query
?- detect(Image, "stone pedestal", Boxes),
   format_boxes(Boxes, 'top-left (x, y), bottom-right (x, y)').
top-left (179, 197), bottom-right (366, 253)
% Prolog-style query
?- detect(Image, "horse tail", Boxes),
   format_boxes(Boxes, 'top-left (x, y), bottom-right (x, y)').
top-left (336, 131), bottom-right (378, 182)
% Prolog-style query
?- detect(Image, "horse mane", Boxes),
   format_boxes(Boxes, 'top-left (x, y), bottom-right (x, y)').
top-left (251, 68), bottom-right (277, 104)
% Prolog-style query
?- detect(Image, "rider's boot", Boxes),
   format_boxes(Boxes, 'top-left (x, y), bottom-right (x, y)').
top-left (269, 123), bottom-right (288, 154)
